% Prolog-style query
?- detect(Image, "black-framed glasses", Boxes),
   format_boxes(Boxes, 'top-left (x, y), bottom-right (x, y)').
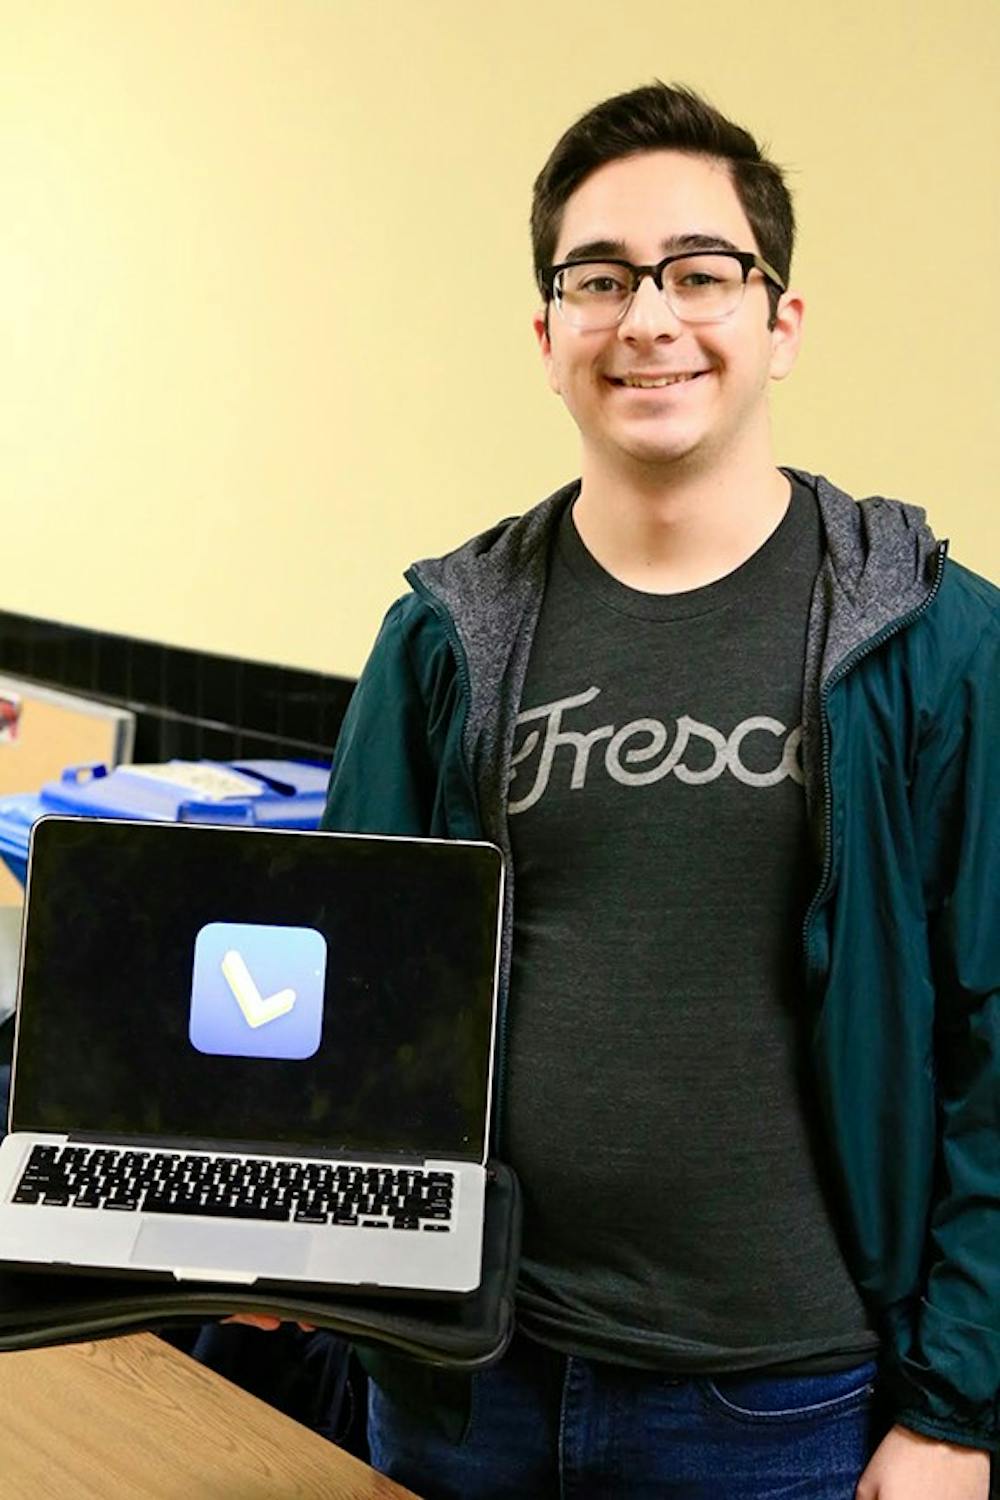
top-left (541, 250), bottom-right (787, 330)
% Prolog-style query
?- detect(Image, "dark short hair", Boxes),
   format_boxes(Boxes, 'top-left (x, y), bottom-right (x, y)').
top-left (531, 81), bottom-right (795, 329)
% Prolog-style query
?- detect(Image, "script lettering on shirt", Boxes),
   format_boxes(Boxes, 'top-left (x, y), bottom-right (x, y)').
top-left (509, 686), bottom-right (804, 815)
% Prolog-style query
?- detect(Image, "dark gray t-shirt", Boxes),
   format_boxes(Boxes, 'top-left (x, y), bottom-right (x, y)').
top-left (502, 474), bottom-right (879, 1373)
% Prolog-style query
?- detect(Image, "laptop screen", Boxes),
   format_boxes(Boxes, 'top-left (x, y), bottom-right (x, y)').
top-left (12, 818), bottom-right (502, 1162)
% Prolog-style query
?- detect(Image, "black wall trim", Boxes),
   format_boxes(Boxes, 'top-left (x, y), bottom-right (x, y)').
top-left (0, 611), bottom-right (355, 766)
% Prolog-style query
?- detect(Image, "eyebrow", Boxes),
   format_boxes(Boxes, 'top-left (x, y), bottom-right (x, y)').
top-left (560, 232), bottom-right (742, 262)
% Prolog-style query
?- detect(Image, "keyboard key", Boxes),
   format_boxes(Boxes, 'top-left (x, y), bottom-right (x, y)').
top-left (151, 1195), bottom-right (200, 1215)
top-left (233, 1202), bottom-right (289, 1221)
top-left (143, 1196), bottom-right (182, 1215)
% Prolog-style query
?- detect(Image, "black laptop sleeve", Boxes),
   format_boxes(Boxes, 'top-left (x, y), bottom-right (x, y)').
top-left (0, 1161), bottom-right (519, 1370)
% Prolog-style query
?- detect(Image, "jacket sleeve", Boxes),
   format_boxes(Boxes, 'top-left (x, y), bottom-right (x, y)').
top-left (318, 592), bottom-right (480, 1433)
top-left (320, 593), bottom-right (476, 840)
top-left (888, 608), bottom-right (1000, 1449)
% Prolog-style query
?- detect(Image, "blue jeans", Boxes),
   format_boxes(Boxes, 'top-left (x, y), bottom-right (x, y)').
top-left (368, 1333), bottom-right (888, 1499)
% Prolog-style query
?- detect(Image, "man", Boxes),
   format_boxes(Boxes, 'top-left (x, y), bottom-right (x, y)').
top-left (315, 82), bottom-right (999, 1497)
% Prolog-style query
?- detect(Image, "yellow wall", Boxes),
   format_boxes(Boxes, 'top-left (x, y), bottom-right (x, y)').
top-left (2, 0), bottom-right (996, 678)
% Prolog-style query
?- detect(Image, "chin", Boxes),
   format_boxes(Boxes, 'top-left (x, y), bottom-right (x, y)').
top-left (618, 436), bottom-right (704, 469)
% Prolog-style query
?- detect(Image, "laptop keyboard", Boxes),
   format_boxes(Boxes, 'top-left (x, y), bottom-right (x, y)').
top-left (11, 1144), bottom-right (454, 1231)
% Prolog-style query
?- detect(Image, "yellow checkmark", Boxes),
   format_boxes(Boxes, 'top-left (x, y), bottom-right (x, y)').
top-left (221, 949), bottom-right (297, 1028)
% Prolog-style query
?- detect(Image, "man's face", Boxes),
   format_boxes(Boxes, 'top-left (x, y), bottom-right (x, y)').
top-left (533, 150), bottom-right (802, 476)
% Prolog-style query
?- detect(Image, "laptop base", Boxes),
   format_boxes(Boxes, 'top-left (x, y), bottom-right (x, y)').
top-left (0, 1162), bottom-right (521, 1368)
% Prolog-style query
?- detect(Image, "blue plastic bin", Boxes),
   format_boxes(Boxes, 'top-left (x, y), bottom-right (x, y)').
top-left (0, 794), bottom-right (42, 886)
top-left (0, 759), bottom-right (331, 885)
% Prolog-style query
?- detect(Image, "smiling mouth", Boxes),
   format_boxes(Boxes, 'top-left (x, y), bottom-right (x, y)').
top-left (608, 371), bottom-right (709, 389)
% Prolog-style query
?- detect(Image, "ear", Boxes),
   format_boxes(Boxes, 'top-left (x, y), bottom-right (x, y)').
top-left (533, 305), bottom-right (563, 395)
top-left (768, 288), bottom-right (805, 382)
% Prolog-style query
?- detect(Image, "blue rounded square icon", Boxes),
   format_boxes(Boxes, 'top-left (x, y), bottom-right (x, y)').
top-left (189, 922), bottom-right (327, 1061)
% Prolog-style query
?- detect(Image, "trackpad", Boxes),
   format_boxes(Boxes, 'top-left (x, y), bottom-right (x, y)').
top-left (133, 1220), bottom-right (309, 1278)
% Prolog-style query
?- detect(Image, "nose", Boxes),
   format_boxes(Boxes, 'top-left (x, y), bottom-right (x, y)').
top-left (616, 271), bottom-right (682, 342)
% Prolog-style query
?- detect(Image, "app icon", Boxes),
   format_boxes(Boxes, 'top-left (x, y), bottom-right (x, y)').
top-left (189, 922), bottom-right (327, 1060)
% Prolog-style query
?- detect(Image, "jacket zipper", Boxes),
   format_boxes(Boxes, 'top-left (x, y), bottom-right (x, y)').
top-left (801, 541), bottom-right (949, 967)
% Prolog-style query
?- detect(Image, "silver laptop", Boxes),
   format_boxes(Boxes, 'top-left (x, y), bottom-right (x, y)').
top-left (0, 816), bottom-right (503, 1296)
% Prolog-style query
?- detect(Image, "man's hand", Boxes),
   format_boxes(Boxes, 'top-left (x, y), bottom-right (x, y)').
top-left (221, 1314), bottom-right (315, 1332)
top-left (856, 1423), bottom-right (991, 1499)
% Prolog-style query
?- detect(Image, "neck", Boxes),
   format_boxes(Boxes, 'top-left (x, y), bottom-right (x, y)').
top-left (572, 433), bottom-right (792, 595)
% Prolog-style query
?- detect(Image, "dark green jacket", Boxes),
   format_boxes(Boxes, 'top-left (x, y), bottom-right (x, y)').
top-left (322, 467), bottom-right (1000, 1451)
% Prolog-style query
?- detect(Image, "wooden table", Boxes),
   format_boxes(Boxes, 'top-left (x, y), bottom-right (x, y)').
top-left (0, 1332), bottom-right (421, 1499)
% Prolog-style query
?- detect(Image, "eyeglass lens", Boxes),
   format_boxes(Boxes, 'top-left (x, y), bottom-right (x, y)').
top-left (555, 254), bottom-right (746, 327)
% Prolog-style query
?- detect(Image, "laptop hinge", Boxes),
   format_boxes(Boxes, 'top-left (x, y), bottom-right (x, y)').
top-left (62, 1132), bottom-right (474, 1166)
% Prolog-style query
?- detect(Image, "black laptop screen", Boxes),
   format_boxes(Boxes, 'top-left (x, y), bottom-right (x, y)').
top-left (12, 819), bottom-right (502, 1162)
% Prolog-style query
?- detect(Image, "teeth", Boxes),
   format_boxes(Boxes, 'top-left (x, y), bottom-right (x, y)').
top-left (620, 373), bottom-right (699, 388)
